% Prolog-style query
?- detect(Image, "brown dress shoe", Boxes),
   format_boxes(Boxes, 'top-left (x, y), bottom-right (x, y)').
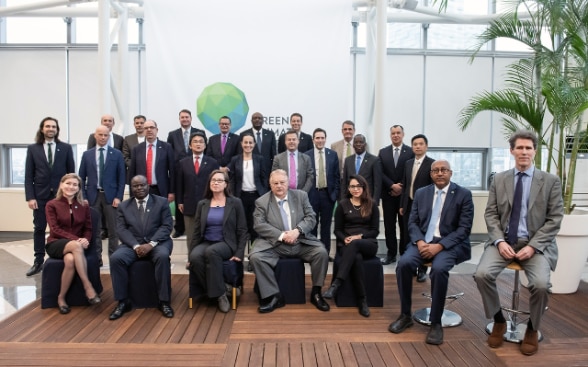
top-left (487, 322), bottom-right (507, 348)
top-left (520, 328), bottom-right (539, 355)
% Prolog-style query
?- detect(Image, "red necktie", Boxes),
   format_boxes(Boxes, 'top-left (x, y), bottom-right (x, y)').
top-left (194, 156), bottom-right (200, 174)
top-left (146, 144), bottom-right (153, 185)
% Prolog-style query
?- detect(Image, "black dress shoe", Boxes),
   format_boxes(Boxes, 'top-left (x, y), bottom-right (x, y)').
top-left (59, 304), bottom-right (71, 315)
top-left (381, 255), bottom-right (396, 265)
top-left (389, 314), bottom-right (414, 334)
top-left (426, 323), bottom-right (444, 345)
top-left (322, 280), bottom-right (341, 299)
top-left (328, 256), bottom-right (335, 262)
top-left (88, 295), bottom-right (101, 305)
top-left (310, 293), bottom-right (330, 312)
top-left (258, 294), bottom-right (285, 313)
top-left (109, 301), bottom-right (132, 320)
top-left (158, 302), bottom-right (174, 318)
top-left (416, 266), bottom-right (427, 283)
top-left (26, 262), bottom-right (43, 276)
top-left (358, 297), bottom-right (370, 317)
top-left (171, 231), bottom-right (184, 238)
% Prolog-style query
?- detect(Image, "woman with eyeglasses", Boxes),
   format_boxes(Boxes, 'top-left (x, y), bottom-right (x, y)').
top-left (188, 170), bottom-right (249, 313)
top-left (323, 175), bottom-right (379, 317)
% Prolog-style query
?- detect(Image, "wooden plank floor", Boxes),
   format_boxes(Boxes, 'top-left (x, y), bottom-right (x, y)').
top-left (0, 273), bottom-right (587, 366)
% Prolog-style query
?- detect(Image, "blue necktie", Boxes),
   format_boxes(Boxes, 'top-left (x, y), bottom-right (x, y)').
top-left (425, 190), bottom-right (444, 243)
top-left (279, 200), bottom-right (290, 231)
top-left (355, 155), bottom-right (362, 174)
top-left (508, 172), bottom-right (525, 245)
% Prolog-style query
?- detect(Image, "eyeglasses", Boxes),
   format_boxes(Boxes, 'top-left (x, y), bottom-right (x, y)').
top-left (210, 179), bottom-right (226, 184)
top-left (349, 184), bottom-right (364, 190)
top-left (431, 168), bottom-right (451, 174)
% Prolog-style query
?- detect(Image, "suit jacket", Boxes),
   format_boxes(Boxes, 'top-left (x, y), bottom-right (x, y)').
top-left (190, 196), bottom-right (249, 259)
top-left (400, 156), bottom-right (435, 213)
top-left (409, 182), bottom-right (474, 264)
top-left (485, 168), bottom-right (563, 270)
top-left (278, 131), bottom-right (313, 154)
top-left (227, 154), bottom-right (269, 196)
top-left (240, 128), bottom-right (276, 173)
top-left (79, 146), bottom-right (126, 206)
top-left (87, 133), bottom-right (124, 151)
top-left (378, 143), bottom-right (414, 200)
top-left (331, 139), bottom-right (370, 176)
top-left (122, 133), bottom-right (143, 169)
top-left (342, 152), bottom-right (383, 203)
top-left (304, 147), bottom-right (340, 203)
top-left (167, 127), bottom-right (207, 163)
top-left (25, 142), bottom-right (76, 202)
top-left (116, 194), bottom-right (173, 249)
top-left (272, 151), bottom-right (314, 192)
top-left (205, 132), bottom-right (240, 167)
top-left (129, 140), bottom-right (175, 197)
top-left (175, 155), bottom-right (220, 216)
top-left (46, 196), bottom-right (92, 244)
top-left (251, 189), bottom-right (320, 253)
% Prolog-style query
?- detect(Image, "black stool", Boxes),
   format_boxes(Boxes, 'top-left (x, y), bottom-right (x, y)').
top-left (254, 258), bottom-right (306, 304)
top-left (332, 256), bottom-right (384, 307)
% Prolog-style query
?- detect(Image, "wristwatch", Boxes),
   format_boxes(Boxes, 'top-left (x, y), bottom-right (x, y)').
top-left (295, 225), bottom-right (304, 235)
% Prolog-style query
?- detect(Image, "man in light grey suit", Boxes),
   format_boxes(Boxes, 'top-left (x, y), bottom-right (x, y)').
top-left (474, 130), bottom-right (563, 356)
top-left (249, 169), bottom-right (330, 313)
top-left (271, 130), bottom-right (314, 192)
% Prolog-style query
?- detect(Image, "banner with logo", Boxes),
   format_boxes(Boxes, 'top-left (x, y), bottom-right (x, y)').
top-left (144, 0), bottom-right (352, 141)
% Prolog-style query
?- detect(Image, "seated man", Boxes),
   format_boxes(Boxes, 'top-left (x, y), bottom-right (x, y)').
top-left (249, 169), bottom-right (330, 313)
top-left (388, 160), bottom-right (473, 345)
top-left (109, 175), bottom-right (174, 320)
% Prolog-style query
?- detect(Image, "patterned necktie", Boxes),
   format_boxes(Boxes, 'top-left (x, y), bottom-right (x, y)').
top-left (508, 172), bottom-right (525, 245)
top-left (138, 199), bottom-right (146, 222)
top-left (183, 130), bottom-right (189, 153)
top-left (345, 142), bottom-right (352, 158)
top-left (318, 150), bottom-right (326, 189)
top-left (425, 190), bottom-right (444, 243)
top-left (98, 147), bottom-right (105, 188)
top-left (393, 148), bottom-right (399, 167)
top-left (289, 152), bottom-right (297, 189)
top-left (221, 134), bottom-right (227, 154)
top-left (279, 200), bottom-right (290, 230)
top-left (146, 144), bottom-right (153, 185)
top-left (194, 155), bottom-right (200, 174)
top-left (355, 155), bottom-right (362, 174)
top-left (47, 143), bottom-right (53, 168)
top-left (256, 131), bottom-right (262, 153)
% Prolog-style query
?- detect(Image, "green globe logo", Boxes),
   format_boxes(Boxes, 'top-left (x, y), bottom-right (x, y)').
top-left (196, 82), bottom-right (249, 134)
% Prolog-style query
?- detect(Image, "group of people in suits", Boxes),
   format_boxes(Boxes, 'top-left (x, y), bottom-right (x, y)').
top-left (24, 112), bottom-right (563, 355)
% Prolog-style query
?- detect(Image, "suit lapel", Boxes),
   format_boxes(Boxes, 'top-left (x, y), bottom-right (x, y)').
top-left (201, 201), bottom-right (211, 231)
top-left (440, 183), bottom-right (456, 222)
top-left (504, 169), bottom-right (515, 208)
top-left (528, 170), bottom-right (543, 211)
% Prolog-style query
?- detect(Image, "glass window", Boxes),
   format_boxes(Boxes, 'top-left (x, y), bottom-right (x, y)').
top-left (5, 18), bottom-right (65, 43)
top-left (427, 24), bottom-right (489, 50)
top-left (428, 149), bottom-right (486, 189)
top-left (388, 23), bottom-right (422, 49)
top-left (75, 18), bottom-right (139, 44)
top-left (7, 146), bottom-right (27, 186)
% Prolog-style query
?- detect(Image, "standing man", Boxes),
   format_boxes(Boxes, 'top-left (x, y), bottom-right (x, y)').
top-left (400, 134), bottom-right (435, 282)
top-left (272, 130), bottom-right (314, 192)
top-left (122, 114), bottom-right (146, 174)
top-left (304, 128), bottom-right (340, 258)
top-left (249, 169), bottom-right (330, 313)
top-left (167, 109), bottom-right (207, 238)
top-left (129, 120), bottom-right (175, 202)
top-left (331, 120), bottom-right (369, 177)
top-left (109, 175), bottom-right (174, 320)
top-left (87, 114), bottom-right (124, 151)
top-left (240, 112), bottom-right (276, 174)
top-left (389, 160), bottom-right (473, 345)
top-left (342, 134), bottom-right (382, 203)
top-left (176, 132), bottom-right (220, 250)
top-left (206, 116), bottom-right (240, 171)
top-left (24, 117), bottom-right (75, 276)
top-left (79, 126), bottom-right (126, 259)
top-left (277, 113), bottom-right (313, 153)
top-left (474, 130), bottom-right (563, 356)
top-left (378, 125), bottom-right (414, 264)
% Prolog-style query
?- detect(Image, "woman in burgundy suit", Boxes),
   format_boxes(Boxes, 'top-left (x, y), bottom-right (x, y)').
top-left (45, 173), bottom-right (101, 314)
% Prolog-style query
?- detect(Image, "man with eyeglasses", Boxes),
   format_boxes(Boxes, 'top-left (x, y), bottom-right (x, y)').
top-left (249, 169), bottom-right (330, 313)
top-left (206, 116), bottom-right (240, 171)
top-left (342, 134), bottom-right (382, 203)
top-left (176, 131), bottom-right (220, 250)
top-left (389, 160), bottom-right (473, 346)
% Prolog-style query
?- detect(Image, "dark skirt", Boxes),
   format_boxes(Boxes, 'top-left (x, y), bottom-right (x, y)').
top-left (45, 238), bottom-right (72, 259)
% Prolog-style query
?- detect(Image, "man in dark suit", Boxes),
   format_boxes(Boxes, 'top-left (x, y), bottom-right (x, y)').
top-left (122, 115), bottom-right (146, 175)
top-left (167, 109), bottom-right (207, 238)
top-left (205, 116), bottom-right (240, 170)
top-left (79, 126), bottom-right (126, 259)
top-left (474, 130), bottom-right (563, 356)
top-left (272, 130), bottom-right (314, 192)
top-left (24, 117), bottom-right (76, 276)
top-left (176, 131), bottom-right (220, 250)
top-left (304, 128), bottom-right (340, 257)
top-left (109, 175), bottom-right (174, 320)
top-left (378, 125), bottom-right (414, 264)
top-left (342, 134), bottom-right (382, 203)
top-left (400, 134), bottom-right (435, 282)
top-left (129, 120), bottom-right (175, 202)
top-left (249, 169), bottom-right (330, 313)
top-left (240, 111), bottom-right (276, 174)
top-left (331, 120), bottom-right (369, 178)
top-left (389, 160), bottom-right (473, 345)
top-left (87, 114), bottom-right (124, 151)
top-left (277, 112), bottom-right (313, 153)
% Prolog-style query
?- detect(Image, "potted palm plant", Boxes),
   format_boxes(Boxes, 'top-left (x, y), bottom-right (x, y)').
top-left (456, 0), bottom-right (588, 293)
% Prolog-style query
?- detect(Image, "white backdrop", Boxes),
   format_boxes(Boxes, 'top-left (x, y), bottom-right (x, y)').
top-left (144, 0), bottom-right (352, 139)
